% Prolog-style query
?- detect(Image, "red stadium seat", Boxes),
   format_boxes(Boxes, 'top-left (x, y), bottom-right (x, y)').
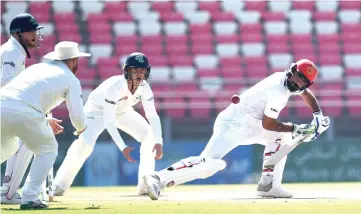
top-left (166, 35), bottom-right (188, 45)
top-left (313, 11), bottom-right (336, 21)
top-left (262, 12), bottom-right (286, 21)
top-left (140, 35), bottom-right (163, 45)
top-left (189, 97), bottom-right (212, 119)
top-left (240, 23), bottom-right (262, 34)
top-left (116, 35), bottom-right (138, 46)
top-left (163, 97), bottom-right (187, 119)
top-left (267, 42), bottom-right (290, 53)
top-left (189, 24), bottom-right (212, 34)
top-left (152, 1), bottom-right (174, 13)
top-left (166, 44), bottom-right (188, 56)
top-left (198, 1), bottom-right (221, 13)
top-left (240, 33), bottom-right (263, 43)
top-left (191, 44), bottom-right (214, 55)
top-left (215, 35), bottom-right (239, 43)
top-left (211, 12), bottom-right (235, 22)
top-left (339, 1), bottom-right (361, 10)
top-left (160, 12), bottom-right (184, 22)
top-left (340, 23), bottom-right (361, 34)
top-left (245, 1), bottom-right (267, 11)
top-left (292, 1), bottom-right (315, 11)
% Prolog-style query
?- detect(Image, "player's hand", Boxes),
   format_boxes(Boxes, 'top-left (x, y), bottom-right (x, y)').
top-left (291, 124), bottom-right (316, 141)
top-left (153, 143), bottom-right (163, 160)
top-left (310, 111), bottom-right (330, 141)
top-left (48, 118), bottom-right (64, 135)
top-left (122, 147), bottom-right (136, 163)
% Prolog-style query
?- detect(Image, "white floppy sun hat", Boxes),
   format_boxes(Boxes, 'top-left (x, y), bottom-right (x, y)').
top-left (44, 41), bottom-right (90, 60)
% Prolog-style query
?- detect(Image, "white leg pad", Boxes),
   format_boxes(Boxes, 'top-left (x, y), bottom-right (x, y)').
top-left (158, 156), bottom-right (226, 187)
top-left (53, 139), bottom-right (93, 191)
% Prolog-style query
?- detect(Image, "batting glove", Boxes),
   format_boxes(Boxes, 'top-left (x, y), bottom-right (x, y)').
top-left (309, 111), bottom-right (331, 141)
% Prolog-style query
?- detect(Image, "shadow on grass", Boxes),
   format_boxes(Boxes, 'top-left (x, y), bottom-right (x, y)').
top-left (2, 207), bottom-right (70, 212)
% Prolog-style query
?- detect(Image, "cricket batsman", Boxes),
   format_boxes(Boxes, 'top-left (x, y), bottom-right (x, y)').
top-left (144, 59), bottom-right (330, 200)
top-left (0, 13), bottom-right (44, 204)
top-left (0, 41), bottom-right (90, 209)
top-left (52, 52), bottom-right (163, 196)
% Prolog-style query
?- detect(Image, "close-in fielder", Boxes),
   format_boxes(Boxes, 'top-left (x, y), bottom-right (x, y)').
top-left (0, 41), bottom-right (90, 209)
top-left (144, 59), bottom-right (330, 200)
top-left (52, 52), bottom-right (163, 196)
top-left (0, 13), bottom-right (45, 204)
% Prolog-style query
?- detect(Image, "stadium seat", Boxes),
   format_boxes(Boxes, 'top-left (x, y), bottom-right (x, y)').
top-left (319, 66), bottom-right (344, 81)
top-left (264, 21), bottom-right (288, 34)
top-left (339, 1), bottom-right (361, 10)
top-left (338, 10), bottom-right (361, 23)
top-left (216, 43), bottom-right (239, 57)
top-left (175, 1), bottom-right (198, 14)
top-left (290, 21), bottom-right (312, 34)
top-left (133, 12), bottom-right (160, 22)
top-left (344, 54), bottom-right (361, 69)
top-left (152, 1), bottom-right (174, 13)
top-left (80, 1), bottom-right (104, 19)
top-left (213, 22), bottom-right (237, 35)
top-left (242, 43), bottom-right (265, 56)
top-left (184, 11), bottom-right (210, 24)
top-left (292, 1), bottom-right (315, 11)
top-left (262, 12), bottom-right (286, 21)
top-left (315, 1), bottom-right (338, 12)
top-left (191, 44), bottom-right (214, 55)
top-left (161, 12), bottom-right (184, 22)
top-left (288, 10), bottom-right (312, 22)
top-left (139, 21), bottom-right (162, 35)
top-left (113, 22), bottom-right (136, 36)
top-left (216, 35), bottom-right (239, 43)
top-left (149, 67), bottom-right (170, 83)
top-left (269, 1), bottom-right (291, 12)
top-left (315, 21), bottom-right (338, 34)
top-left (313, 11), bottom-right (337, 21)
top-left (52, 1), bottom-right (75, 13)
top-left (269, 54), bottom-right (293, 69)
top-left (200, 77), bottom-right (223, 91)
top-left (236, 11), bottom-right (261, 23)
top-left (89, 44), bottom-right (112, 65)
top-left (189, 97), bottom-right (212, 118)
top-left (194, 55), bottom-right (219, 69)
top-left (172, 66), bottom-right (196, 82)
top-left (164, 22), bottom-right (187, 35)
top-left (244, 1), bottom-right (267, 12)
top-left (221, 1), bottom-right (244, 14)
top-left (211, 12), bottom-right (235, 22)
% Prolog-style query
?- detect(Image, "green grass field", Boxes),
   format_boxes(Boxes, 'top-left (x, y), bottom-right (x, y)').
top-left (1, 183), bottom-right (361, 214)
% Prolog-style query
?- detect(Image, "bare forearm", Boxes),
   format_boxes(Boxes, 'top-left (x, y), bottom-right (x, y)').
top-left (263, 115), bottom-right (293, 132)
top-left (301, 89), bottom-right (321, 113)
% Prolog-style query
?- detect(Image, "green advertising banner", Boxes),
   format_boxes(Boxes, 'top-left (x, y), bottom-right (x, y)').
top-left (252, 137), bottom-right (361, 182)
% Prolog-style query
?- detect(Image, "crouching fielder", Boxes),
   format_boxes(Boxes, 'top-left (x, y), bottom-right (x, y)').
top-left (0, 41), bottom-right (89, 209)
top-left (144, 59), bottom-right (330, 200)
top-left (53, 52), bottom-right (163, 196)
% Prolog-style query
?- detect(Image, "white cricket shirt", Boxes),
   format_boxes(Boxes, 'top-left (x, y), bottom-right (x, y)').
top-left (0, 36), bottom-right (26, 88)
top-left (0, 60), bottom-right (86, 132)
top-left (86, 75), bottom-right (163, 147)
top-left (238, 72), bottom-right (292, 120)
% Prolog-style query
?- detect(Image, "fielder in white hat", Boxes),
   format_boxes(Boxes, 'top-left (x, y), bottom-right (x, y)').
top-left (0, 41), bottom-right (90, 209)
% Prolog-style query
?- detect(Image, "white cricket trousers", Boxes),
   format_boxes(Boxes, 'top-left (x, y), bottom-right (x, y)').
top-left (200, 104), bottom-right (287, 187)
top-left (54, 107), bottom-right (156, 191)
top-left (1, 100), bottom-right (58, 202)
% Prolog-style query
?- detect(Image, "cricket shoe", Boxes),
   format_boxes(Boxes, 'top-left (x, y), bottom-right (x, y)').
top-left (256, 175), bottom-right (293, 198)
top-left (1, 185), bottom-right (21, 204)
top-left (136, 182), bottom-right (149, 195)
top-left (20, 199), bottom-right (48, 209)
top-left (143, 174), bottom-right (162, 200)
top-left (51, 185), bottom-right (64, 196)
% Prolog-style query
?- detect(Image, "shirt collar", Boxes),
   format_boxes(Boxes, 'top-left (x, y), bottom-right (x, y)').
top-left (10, 36), bottom-right (26, 55)
top-left (47, 60), bottom-right (76, 77)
